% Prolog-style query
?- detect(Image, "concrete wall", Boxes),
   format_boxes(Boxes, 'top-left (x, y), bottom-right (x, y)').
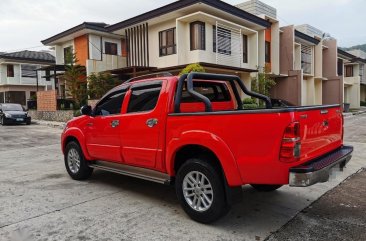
top-left (322, 77), bottom-right (343, 105)
top-left (322, 39), bottom-right (338, 78)
top-left (28, 110), bottom-right (74, 122)
top-left (271, 70), bottom-right (302, 105)
top-left (279, 26), bottom-right (294, 75)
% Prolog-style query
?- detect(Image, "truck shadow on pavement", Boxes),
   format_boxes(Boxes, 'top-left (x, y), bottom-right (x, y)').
top-left (86, 169), bottom-right (309, 234)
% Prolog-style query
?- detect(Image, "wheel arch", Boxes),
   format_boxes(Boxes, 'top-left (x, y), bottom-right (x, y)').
top-left (166, 131), bottom-right (243, 186)
top-left (62, 128), bottom-right (91, 160)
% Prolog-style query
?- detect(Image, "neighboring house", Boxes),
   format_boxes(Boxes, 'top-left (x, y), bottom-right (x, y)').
top-left (270, 24), bottom-right (342, 106)
top-left (42, 0), bottom-right (280, 89)
top-left (346, 49), bottom-right (366, 104)
top-left (42, 22), bottom-right (126, 76)
top-left (0, 50), bottom-right (55, 105)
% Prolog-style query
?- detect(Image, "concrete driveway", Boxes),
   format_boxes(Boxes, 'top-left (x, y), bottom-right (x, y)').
top-left (0, 115), bottom-right (365, 241)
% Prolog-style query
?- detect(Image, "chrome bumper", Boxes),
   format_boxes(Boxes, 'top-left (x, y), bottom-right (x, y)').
top-left (289, 145), bottom-right (353, 187)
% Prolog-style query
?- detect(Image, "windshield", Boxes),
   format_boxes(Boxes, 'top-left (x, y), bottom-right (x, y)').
top-left (2, 104), bottom-right (24, 111)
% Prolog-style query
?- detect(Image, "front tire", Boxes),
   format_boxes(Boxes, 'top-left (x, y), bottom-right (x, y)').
top-left (64, 141), bottom-right (93, 180)
top-left (176, 158), bottom-right (229, 223)
top-left (0, 116), bottom-right (5, 126)
top-left (250, 184), bottom-right (282, 192)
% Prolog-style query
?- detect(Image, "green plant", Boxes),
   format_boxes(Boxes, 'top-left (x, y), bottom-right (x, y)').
top-left (73, 109), bottom-right (82, 117)
top-left (361, 101), bottom-right (366, 107)
top-left (251, 66), bottom-right (276, 107)
top-left (179, 63), bottom-right (205, 76)
top-left (63, 52), bottom-right (87, 109)
top-left (242, 98), bottom-right (258, 109)
top-left (87, 72), bottom-right (120, 99)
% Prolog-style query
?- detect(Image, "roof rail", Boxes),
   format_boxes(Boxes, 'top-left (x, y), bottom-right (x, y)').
top-left (125, 72), bottom-right (173, 84)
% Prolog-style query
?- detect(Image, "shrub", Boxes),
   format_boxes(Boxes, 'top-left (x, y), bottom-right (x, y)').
top-left (179, 63), bottom-right (205, 76)
top-left (242, 98), bottom-right (258, 109)
top-left (361, 101), bottom-right (366, 107)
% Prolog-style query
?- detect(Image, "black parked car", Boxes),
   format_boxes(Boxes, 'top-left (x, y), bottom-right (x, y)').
top-left (0, 103), bottom-right (31, 125)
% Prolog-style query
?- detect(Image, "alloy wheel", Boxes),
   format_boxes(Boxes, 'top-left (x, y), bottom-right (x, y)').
top-left (67, 148), bottom-right (81, 174)
top-left (182, 171), bottom-right (214, 212)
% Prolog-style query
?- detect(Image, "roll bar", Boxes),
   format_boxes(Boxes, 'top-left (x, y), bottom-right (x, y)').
top-left (174, 72), bottom-right (272, 113)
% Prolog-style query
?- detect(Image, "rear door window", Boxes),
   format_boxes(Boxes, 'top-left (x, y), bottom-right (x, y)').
top-left (127, 83), bottom-right (162, 113)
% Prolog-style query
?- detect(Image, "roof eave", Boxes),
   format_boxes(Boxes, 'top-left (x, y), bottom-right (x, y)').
top-left (41, 22), bottom-right (109, 45)
top-left (107, 0), bottom-right (271, 32)
top-left (294, 30), bottom-right (320, 45)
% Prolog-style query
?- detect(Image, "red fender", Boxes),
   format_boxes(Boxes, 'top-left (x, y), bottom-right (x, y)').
top-left (166, 131), bottom-right (243, 186)
top-left (61, 127), bottom-right (92, 161)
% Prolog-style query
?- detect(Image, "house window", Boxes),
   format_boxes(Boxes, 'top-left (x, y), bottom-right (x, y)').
top-left (243, 35), bottom-right (248, 63)
top-left (64, 46), bottom-right (73, 65)
top-left (337, 59), bottom-right (343, 76)
top-left (159, 28), bottom-right (176, 57)
top-left (7, 65), bottom-right (14, 77)
top-left (265, 41), bottom-right (271, 63)
top-left (190, 21), bottom-right (205, 51)
top-left (213, 26), bottom-right (231, 55)
top-left (21, 65), bottom-right (37, 78)
top-left (345, 65), bottom-right (354, 77)
top-left (301, 45), bottom-right (312, 74)
top-left (105, 42), bottom-right (118, 55)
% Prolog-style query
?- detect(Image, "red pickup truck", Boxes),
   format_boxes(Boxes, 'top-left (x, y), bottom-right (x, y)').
top-left (61, 72), bottom-right (353, 223)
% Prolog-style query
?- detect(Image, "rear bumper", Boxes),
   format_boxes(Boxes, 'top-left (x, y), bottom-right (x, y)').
top-left (289, 145), bottom-right (353, 187)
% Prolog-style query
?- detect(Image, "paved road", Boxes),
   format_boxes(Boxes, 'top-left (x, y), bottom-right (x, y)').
top-left (0, 116), bottom-right (365, 241)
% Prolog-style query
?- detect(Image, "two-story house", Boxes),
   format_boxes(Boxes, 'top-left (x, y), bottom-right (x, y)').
top-left (347, 49), bottom-right (366, 104)
top-left (0, 51), bottom-right (55, 105)
top-left (42, 0), bottom-right (280, 91)
top-left (42, 22), bottom-right (127, 76)
top-left (270, 24), bottom-right (341, 106)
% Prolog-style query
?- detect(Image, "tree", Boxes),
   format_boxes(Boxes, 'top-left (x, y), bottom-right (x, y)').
top-left (63, 52), bottom-right (87, 109)
top-left (180, 63), bottom-right (205, 75)
top-left (87, 72), bottom-right (120, 99)
top-left (251, 66), bottom-right (276, 107)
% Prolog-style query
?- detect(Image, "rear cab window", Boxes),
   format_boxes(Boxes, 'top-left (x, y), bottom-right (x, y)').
top-left (177, 80), bottom-right (235, 113)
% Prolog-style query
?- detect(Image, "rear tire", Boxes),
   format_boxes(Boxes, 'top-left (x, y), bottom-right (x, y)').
top-left (250, 184), bottom-right (282, 192)
top-left (64, 141), bottom-right (93, 180)
top-left (176, 157), bottom-right (229, 223)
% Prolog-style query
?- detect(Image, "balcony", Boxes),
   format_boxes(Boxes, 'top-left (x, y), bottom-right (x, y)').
top-left (86, 54), bottom-right (127, 74)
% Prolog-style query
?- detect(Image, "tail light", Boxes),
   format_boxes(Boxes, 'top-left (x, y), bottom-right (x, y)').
top-left (280, 122), bottom-right (301, 162)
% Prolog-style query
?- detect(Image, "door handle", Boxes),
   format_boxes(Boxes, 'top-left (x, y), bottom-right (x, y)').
top-left (110, 120), bottom-right (120, 128)
top-left (146, 118), bottom-right (158, 128)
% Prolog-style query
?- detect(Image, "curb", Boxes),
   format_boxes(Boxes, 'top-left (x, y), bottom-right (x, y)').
top-left (32, 120), bottom-right (66, 129)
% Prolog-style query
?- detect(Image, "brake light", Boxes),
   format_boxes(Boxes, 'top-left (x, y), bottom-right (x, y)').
top-left (280, 122), bottom-right (301, 162)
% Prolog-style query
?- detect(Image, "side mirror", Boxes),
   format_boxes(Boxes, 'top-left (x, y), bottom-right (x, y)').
top-left (80, 105), bottom-right (92, 116)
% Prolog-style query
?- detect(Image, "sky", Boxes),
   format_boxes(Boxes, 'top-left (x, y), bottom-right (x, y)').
top-left (0, 0), bottom-right (365, 52)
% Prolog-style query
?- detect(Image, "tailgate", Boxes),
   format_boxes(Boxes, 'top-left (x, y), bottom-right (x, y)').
top-left (296, 105), bottom-right (343, 162)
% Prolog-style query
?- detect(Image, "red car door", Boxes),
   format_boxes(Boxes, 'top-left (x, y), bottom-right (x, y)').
top-left (85, 87), bottom-right (127, 163)
top-left (120, 80), bottom-right (165, 169)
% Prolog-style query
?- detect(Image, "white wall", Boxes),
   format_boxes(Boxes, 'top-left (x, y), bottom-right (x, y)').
top-left (149, 20), bottom-right (178, 68)
top-left (55, 40), bottom-right (74, 64)
top-left (0, 63), bottom-right (48, 86)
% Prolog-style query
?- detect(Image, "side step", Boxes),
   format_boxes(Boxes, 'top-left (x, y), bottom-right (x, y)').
top-left (89, 161), bottom-right (171, 185)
